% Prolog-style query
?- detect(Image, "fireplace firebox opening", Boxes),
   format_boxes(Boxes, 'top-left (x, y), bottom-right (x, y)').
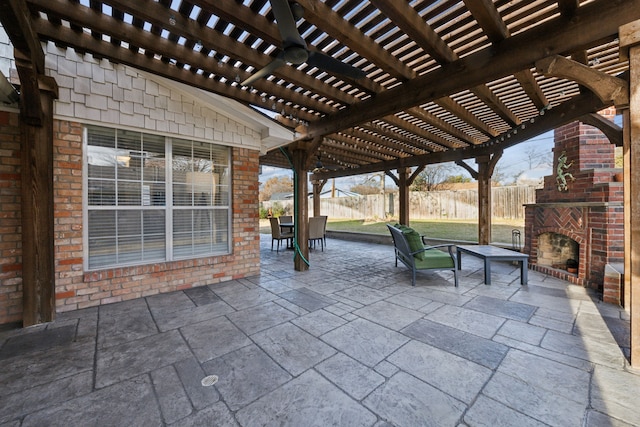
top-left (537, 232), bottom-right (579, 272)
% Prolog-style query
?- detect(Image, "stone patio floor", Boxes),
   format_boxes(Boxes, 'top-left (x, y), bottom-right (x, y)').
top-left (0, 235), bottom-right (638, 426)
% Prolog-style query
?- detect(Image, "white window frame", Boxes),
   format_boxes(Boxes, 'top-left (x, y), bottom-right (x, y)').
top-left (82, 126), bottom-right (232, 271)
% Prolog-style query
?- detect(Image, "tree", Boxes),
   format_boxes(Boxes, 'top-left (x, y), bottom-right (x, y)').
top-left (350, 173), bottom-right (386, 195)
top-left (523, 146), bottom-right (552, 169)
top-left (411, 164), bottom-right (457, 191)
top-left (260, 176), bottom-right (293, 202)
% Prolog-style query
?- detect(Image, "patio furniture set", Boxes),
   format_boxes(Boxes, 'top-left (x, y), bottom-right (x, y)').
top-left (387, 224), bottom-right (528, 287)
top-left (269, 216), bottom-right (328, 252)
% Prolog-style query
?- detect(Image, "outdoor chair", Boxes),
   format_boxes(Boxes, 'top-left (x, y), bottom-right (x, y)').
top-left (308, 216), bottom-right (327, 251)
top-left (270, 217), bottom-right (293, 252)
top-left (387, 224), bottom-right (458, 286)
top-left (279, 215), bottom-right (293, 224)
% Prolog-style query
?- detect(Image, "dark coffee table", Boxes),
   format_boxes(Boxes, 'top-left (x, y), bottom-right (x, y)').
top-left (456, 245), bottom-right (529, 285)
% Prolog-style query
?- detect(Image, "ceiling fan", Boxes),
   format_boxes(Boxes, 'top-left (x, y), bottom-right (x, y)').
top-left (311, 154), bottom-right (341, 173)
top-left (241, 0), bottom-right (366, 87)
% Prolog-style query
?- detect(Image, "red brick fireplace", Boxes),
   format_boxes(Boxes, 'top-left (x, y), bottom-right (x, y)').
top-left (523, 109), bottom-right (624, 302)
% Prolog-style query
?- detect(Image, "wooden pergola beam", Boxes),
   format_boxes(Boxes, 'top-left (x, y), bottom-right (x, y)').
top-left (311, 88), bottom-right (613, 180)
top-left (295, 0), bottom-right (416, 80)
top-left (301, 0), bottom-right (638, 140)
top-left (536, 55), bottom-right (629, 106)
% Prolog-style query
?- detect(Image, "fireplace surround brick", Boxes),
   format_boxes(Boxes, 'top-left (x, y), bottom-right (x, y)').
top-left (524, 109), bottom-right (623, 303)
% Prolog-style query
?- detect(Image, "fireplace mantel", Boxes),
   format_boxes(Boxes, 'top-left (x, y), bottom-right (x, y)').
top-left (525, 202), bottom-right (623, 208)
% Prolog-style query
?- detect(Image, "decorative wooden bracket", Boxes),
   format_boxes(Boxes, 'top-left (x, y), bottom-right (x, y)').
top-left (536, 55), bottom-right (628, 107)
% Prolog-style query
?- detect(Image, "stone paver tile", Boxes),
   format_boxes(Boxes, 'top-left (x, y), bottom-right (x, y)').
top-left (541, 330), bottom-right (627, 369)
top-left (334, 285), bottom-right (391, 305)
top-left (236, 370), bottom-right (376, 427)
top-left (273, 298), bottom-right (309, 316)
top-left (374, 360), bottom-right (399, 378)
top-left (353, 301), bottom-right (423, 331)
top-left (497, 319), bottom-right (546, 346)
top-left (465, 295), bottom-right (536, 322)
top-left (402, 319), bottom-right (508, 369)
top-left (585, 410), bottom-right (636, 427)
top-left (97, 309), bottom-right (158, 349)
top-left (498, 350), bottom-right (590, 405)
top-left (99, 297), bottom-right (150, 317)
top-left (168, 402), bottom-right (238, 427)
top-left (277, 288), bottom-right (336, 312)
top-left (403, 287), bottom-right (473, 307)
top-left (464, 395), bottom-right (548, 427)
top-left (208, 280), bottom-right (254, 296)
top-left (418, 301), bottom-right (445, 315)
top-left (574, 312), bottom-right (630, 346)
top-left (0, 325), bottom-right (76, 359)
top-left (291, 309), bottom-right (347, 337)
top-left (492, 335), bottom-right (593, 372)
top-left (384, 292), bottom-right (432, 310)
top-left (217, 288), bottom-right (278, 310)
top-left (324, 302), bottom-right (355, 316)
top-left (226, 301), bottom-right (297, 336)
top-left (482, 371), bottom-right (587, 427)
top-left (146, 291), bottom-right (195, 315)
top-left (21, 377), bottom-right (162, 427)
top-left (183, 286), bottom-right (222, 306)
top-left (509, 291), bottom-right (581, 313)
top-left (321, 318), bottom-right (409, 367)
top-left (150, 365), bottom-right (193, 424)
top-left (180, 316), bottom-right (251, 363)
top-left (0, 342), bottom-right (94, 396)
top-left (591, 365), bottom-right (640, 427)
top-left (528, 314), bottom-right (574, 334)
top-left (0, 371), bottom-right (92, 424)
top-left (154, 300), bottom-right (235, 332)
top-left (316, 353), bottom-right (385, 400)
top-left (202, 344), bottom-right (291, 411)
top-left (96, 329), bottom-right (192, 388)
top-left (465, 282), bottom-right (520, 300)
top-left (425, 304), bottom-right (506, 338)
top-left (255, 278), bottom-right (295, 294)
top-left (388, 340), bottom-right (492, 404)
top-left (364, 371), bottom-right (466, 427)
top-left (252, 323), bottom-right (336, 376)
top-left (304, 279), bottom-right (355, 295)
top-left (174, 357), bottom-right (220, 410)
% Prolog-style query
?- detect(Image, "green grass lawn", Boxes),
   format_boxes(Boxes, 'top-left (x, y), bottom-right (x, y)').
top-left (260, 218), bottom-right (524, 245)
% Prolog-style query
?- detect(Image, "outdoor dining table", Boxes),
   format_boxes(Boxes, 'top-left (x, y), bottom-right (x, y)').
top-left (279, 222), bottom-right (294, 232)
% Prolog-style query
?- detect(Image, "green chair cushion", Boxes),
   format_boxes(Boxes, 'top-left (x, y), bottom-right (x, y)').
top-left (398, 225), bottom-right (426, 260)
top-left (414, 249), bottom-right (454, 269)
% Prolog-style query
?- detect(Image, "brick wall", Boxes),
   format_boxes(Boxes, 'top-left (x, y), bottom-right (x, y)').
top-left (0, 110), bottom-right (22, 324)
top-left (524, 110), bottom-right (623, 293)
top-left (0, 116), bottom-right (261, 323)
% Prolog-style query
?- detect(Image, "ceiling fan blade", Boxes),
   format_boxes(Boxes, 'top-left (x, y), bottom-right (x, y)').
top-left (270, 0), bottom-right (306, 48)
top-left (307, 51), bottom-right (366, 80)
top-left (240, 56), bottom-right (286, 87)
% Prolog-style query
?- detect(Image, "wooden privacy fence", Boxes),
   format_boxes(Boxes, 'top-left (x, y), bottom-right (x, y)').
top-left (263, 185), bottom-right (538, 221)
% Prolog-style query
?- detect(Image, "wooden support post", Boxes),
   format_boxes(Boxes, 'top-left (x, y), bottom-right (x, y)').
top-left (477, 157), bottom-right (492, 245)
top-left (292, 149), bottom-right (309, 271)
top-left (398, 168), bottom-right (410, 226)
top-left (20, 77), bottom-right (56, 326)
top-left (620, 20), bottom-right (640, 368)
top-left (475, 152), bottom-right (502, 245)
top-left (311, 179), bottom-right (326, 217)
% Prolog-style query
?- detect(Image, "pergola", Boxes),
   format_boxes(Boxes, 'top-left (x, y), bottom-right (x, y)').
top-left (1, 0), bottom-right (639, 365)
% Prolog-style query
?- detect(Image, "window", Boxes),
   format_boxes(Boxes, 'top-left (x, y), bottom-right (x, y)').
top-left (84, 125), bottom-right (230, 270)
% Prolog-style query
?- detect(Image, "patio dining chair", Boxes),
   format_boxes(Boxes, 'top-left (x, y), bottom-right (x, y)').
top-left (308, 216), bottom-right (327, 251)
top-left (270, 217), bottom-right (293, 252)
top-left (279, 215), bottom-right (293, 224)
